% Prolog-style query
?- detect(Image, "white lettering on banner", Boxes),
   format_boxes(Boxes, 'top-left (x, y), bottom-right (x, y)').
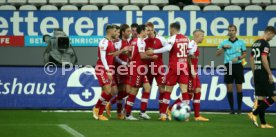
top-left (10, 12), bottom-right (23, 35)
top-left (75, 17), bottom-right (94, 36)
top-left (0, 37), bottom-right (10, 44)
top-left (0, 78), bottom-right (55, 95)
top-left (0, 17), bottom-right (8, 35)
top-left (208, 76), bottom-right (227, 101)
top-left (190, 11), bottom-right (207, 36)
top-left (40, 17), bottom-right (59, 35)
top-left (25, 12), bottom-right (38, 36)
top-left (211, 17), bottom-right (229, 36)
top-left (1, 11), bottom-right (275, 36)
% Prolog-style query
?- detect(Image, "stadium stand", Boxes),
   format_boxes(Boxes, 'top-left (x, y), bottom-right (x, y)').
top-left (231, 0), bottom-right (250, 5)
top-left (224, 5), bottom-right (242, 11)
top-left (49, 0), bottom-right (68, 5)
top-left (265, 5), bottom-right (276, 11)
top-left (28, 0), bottom-right (47, 5)
top-left (203, 5), bottom-right (221, 11)
top-left (162, 5), bottom-right (180, 10)
top-left (130, 0), bottom-right (149, 5)
top-left (183, 5), bottom-right (201, 11)
top-left (273, 0), bottom-right (276, 4)
top-left (251, 0), bottom-right (271, 4)
top-left (60, 5), bottom-right (78, 10)
top-left (19, 4), bottom-right (37, 10)
top-left (211, 0), bottom-right (230, 5)
top-left (0, 4), bottom-right (16, 10)
top-left (244, 5), bottom-right (263, 11)
top-left (102, 5), bottom-right (120, 10)
top-left (0, 0), bottom-right (5, 4)
top-left (192, 0), bottom-right (210, 5)
top-left (89, 0), bottom-right (109, 5)
top-left (7, 0), bottom-right (27, 5)
top-left (122, 5), bottom-right (140, 11)
top-left (40, 5), bottom-right (58, 10)
top-left (150, 0), bottom-right (169, 5)
top-left (81, 5), bottom-right (99, 10)
top-left (110, 0), bottom-right (129, 5)
top-left (142, 5), bottom-right (160, 10)
top-left (69, 0), bottom-right (89, 5)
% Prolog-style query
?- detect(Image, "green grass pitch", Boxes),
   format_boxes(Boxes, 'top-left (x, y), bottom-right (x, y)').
top-left (0, 110), bottom-right (275, 137)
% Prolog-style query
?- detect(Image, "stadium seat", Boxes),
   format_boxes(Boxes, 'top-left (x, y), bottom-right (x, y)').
top-left (0, 5), bottom-right (16, 10)
top-left (81, 5), bottom-right (98, 10)
top-left (28, 0), bottom-right (47, 5)
top-left (211, 0), bottom-right (230, 5)
top-left (110, 0), bottom-right (129, 5)
top-left (183, 5), bottom-right (201, 11)
top-left (0, 0), bottom-right (6, 4)
top-left (19, 5), bottom-right (37, 10)
top-left (251, 0), bottom-right (271, 5)
top-left (265, 5), bottom-right (276, 11)
top-left (193, 0), bottom-right (210, 5)
top-left (8, 0), bottom-right (27, 5)
top-left (162, 5), bottom-right (180, 11)
top-left (122, 5), bottom-right (140, 11)
top-left (69, 0), bottom-right (89, 5)
top-left (130, 0), bottom-right (149, 5)
top-left (142, 5), bottom-right (160, 10)
top-left (40, 5), bottom-right (58, 10)
top-left (224, 5), bottom-right (242, 11)
top-left (60, 5), bottom-right (78, 10)
top-left (102, 5), bottom-right (120, 10)
top-left (231, 0), bottom-right (250, 5)
top-left (273, 0), bottom-right (276, 4)
top-left (49, 0), bottom-right (68, 5)
top-left (203, 5), bottom-right (221, 11)
top-left (89, 0), bottom-right (108, 5)
top-left (150, 0), bottom-right (169, 5)
top-left (244, 5), bottom-right (263, 11)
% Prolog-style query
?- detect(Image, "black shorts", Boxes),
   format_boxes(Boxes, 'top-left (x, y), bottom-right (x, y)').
top-left (255, 81), bottom-right (276, 97)
top-left (224, 63), bottom-right (245, 84)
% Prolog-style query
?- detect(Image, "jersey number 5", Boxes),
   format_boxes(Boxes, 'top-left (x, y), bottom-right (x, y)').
top-left (177, 43), bottom-right (188, 57)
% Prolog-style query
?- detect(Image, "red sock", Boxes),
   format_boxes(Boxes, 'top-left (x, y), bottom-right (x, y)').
top-left (182, 92), bottom-right (190, 105)
top-left (125, 94), bottom-right (136, 116)
top-left (193, 92), bottom-right (201, 117)
top-left (98, 92), bottom-right (112, 115)
top-left (161, 92), bottom-right (171, 114)
top-left (110, 95), bottom-right (117, 105)
top-left (95, 91), bottom-right (106, 108)
top-left (159, 92), bottom-right (164, 113)
top-left (169, 98), bottom-right (182, 111)
top-left (141, 92), bottom-right (150, 113)
top-left (116, 91), bottom-right (125, 114)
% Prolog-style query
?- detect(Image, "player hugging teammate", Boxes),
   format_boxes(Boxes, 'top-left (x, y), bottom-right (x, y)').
top-left (92, 22), bottom-right (209, 121)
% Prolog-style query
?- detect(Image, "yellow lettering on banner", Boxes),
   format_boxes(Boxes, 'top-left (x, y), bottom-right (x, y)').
top-left (198, 36), bottom-right (259, 47)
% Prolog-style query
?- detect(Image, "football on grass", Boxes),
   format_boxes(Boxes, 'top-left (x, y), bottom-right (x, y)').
top-left (171, 103), bottom-right (191, 121)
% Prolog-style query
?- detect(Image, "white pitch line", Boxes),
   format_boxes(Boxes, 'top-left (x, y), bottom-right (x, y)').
top-left (58, 124), bottom-right (84, 137)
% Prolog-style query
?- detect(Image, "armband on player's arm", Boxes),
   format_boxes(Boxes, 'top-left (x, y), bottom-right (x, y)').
top-left (100, 50), bottom-right (109, 71)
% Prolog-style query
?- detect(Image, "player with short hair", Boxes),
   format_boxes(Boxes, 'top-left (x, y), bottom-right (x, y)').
top-left (168, 29), bottom-right (209, 121)
top-left (144, 22), bottom-right (168, 114)
top-left (248, 26), bottom-right (276, 128)
top-left (124, 25), bottom-right (158, 120)
top-left (146, 22), bottom-right (190, 121)
top-left (93, 25), bottom-right (128, 121)
top-left (106, 24), bottom-right (131, 120)
top-left (216, 25), bottom-right (247, 114)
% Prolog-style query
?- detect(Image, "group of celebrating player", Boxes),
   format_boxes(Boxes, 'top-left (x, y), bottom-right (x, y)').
top-left (92, 21), bottom-right (209, 121)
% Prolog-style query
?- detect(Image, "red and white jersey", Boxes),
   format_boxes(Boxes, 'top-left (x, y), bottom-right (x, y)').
top-left (130, 37), bottom-right (146, 66)
top-left (96, 38), bottom-right (115, 68)
top-left (188, 40), bottom-right (200, 68)
top-left (168, 33), bottom-right (190, 68)
top-left (144, 35), bottom-right (168, 65)
top-left (114, 39), bottom-right (131, 65)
